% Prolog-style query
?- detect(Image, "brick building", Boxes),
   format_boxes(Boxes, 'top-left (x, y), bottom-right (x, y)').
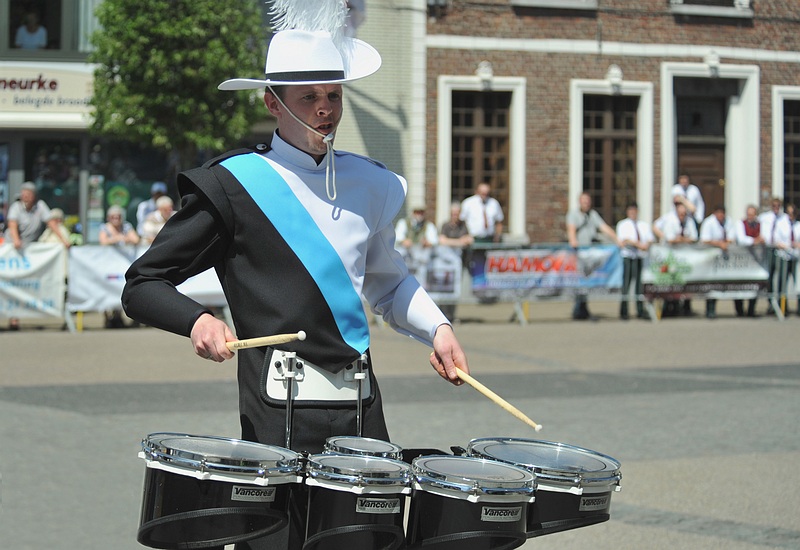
top-left (3, 0), bottom-right (799, 247)
top-left (417, 0), bottom-right (800, 243)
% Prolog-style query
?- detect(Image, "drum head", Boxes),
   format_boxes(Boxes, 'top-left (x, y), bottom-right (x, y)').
top-left (324, 436), bottom-right (404, 459)
top-left (413, 456), bottom-right (535, 496)
top-left (308, 454), bottom-right (411, 488)
top-left (467, 438), bottom-right (620, 485)
top-left (142, 433), bottom-right (300, 479)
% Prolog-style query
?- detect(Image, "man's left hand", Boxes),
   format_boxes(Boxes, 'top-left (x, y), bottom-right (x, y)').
top-left (430, 324), bottom-right (468, 385)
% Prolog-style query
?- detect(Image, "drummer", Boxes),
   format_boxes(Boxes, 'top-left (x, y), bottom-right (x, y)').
top-left (122, 5), bottom-right (469, 546)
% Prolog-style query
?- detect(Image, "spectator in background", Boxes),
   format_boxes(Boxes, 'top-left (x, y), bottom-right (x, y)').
top-left (395, 203), bottom-right (439, 250)
top-left (566, 192), bottom-right (619, 320)
top-left (785, 204), bottom-right (800, 316)
top-left (439, 202), bottom-right (474, 322)
top-left (5, 182), bottom-right (68, 249)
top-left (99, 205), bottom-right (140, 247)
top-left (616, 202), bottom-right (653, 320)
top-left (661, 202), bottom-right (698, 316)
top-left (140, 196), bottom-right (174, 244)
top-left (460, 182), bottom-right (504, 244)
top-left (759, 197), bottom-right (789, 315)
top-left (14, 12), bottom-right (47, 49)
top-left (439, 202), bottom-right (474, 250)
top-left (671, 174), bottom-right (705, 228)
top-left (136, 182), bottom-right (168, 236)
top-left (734, 204), bottom-right (764, 317)
top-left (100, 206), bottom-right (140, 328)
top-left (699, 205), bottom-right (735, 319)
top-left (4, 182), bottom-right (67, 330)
top-left (38, 208), bottom-right (71, 246)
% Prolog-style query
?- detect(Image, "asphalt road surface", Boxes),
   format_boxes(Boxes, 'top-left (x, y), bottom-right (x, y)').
top-left (1, 300), bottom-right (798, 549)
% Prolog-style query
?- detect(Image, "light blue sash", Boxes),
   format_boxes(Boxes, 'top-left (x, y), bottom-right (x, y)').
top-left (221, 153), bottom-right (369, 354)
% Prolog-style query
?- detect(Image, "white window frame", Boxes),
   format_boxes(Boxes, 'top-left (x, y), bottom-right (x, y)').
top-left (771, 86), bottom-right (800, 200)
top-left (569, 79), bottom-right (654, 223)
top-left (436, 75), bottom-right (527, 238)
top-left (511, 0), bottom-right (597, 9)
top-left (669, 0), bottom-right (754, 19)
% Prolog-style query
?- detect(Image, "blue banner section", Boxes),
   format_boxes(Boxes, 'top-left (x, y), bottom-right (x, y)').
top-left (469, 244), bottom-right (623, 299)
top-left (221, 154), bottom-right (370, 354)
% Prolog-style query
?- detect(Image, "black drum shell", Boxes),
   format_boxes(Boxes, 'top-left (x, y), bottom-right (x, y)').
top-left (406, 490), bottom-right (528, 550)
top-left (527, 487), bottom-right (613, 537)
top-left (137, 466), bottom-right (291, 549)
top-left (467, 437), bottom-right (621, 538)
top-left (303, 485), bottom-right (407, 550)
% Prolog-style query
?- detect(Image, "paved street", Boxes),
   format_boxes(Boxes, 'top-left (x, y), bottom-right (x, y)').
top-left (1, 300), bottom-right (799, 549)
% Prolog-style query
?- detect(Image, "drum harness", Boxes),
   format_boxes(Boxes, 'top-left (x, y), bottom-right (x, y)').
top-left (264, 350), bottom-right (371, 449)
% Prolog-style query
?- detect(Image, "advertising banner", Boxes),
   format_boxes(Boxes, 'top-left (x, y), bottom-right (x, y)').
top-left (67, 246), bottom-right (227, 312)
top-left (469, 245), bottom-right (622, 301)
top-left (642, 244), bottom-right (769, 297)
top-left (397, 245), bottom-right (462, 303)
top-left (0, 243), bottom-right (66, 320)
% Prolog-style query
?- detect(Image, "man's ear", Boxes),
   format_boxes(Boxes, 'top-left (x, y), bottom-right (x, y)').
top-left (264, 92), bottom-right (280, 117)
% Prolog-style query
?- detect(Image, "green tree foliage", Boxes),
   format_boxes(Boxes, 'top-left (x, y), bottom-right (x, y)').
top-left (89, 0), bottom-right (268, 172)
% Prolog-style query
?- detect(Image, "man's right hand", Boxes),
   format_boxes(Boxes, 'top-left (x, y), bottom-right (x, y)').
top-left (190, 313), bottom-right (236, 362)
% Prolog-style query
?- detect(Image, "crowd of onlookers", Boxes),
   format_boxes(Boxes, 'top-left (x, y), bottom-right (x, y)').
top-left (565, 175), bottom-right (799, 321)
top-left (0, 181), bottom-right (175, 329)
top-left (4, 176), bottom-right (798, 329)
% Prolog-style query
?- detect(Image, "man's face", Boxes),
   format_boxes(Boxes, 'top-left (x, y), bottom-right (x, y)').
top-left (772, 200), bottom-right (782, 214)
top-left (265, 84), bottom-right (344, 161)
top-left (627, 206), bottom-right (638, 220)
top-left (678, 175), bottom-right (690, 189)
top-left (20, 189), bottom-right (35, 209)
top-left (579, 194), bottom-right (591, 212)
top-left (676, 204), bottom-right (687, 221)
top-left (714, 210), bottom-right (725, 223)
top-left (477, 184), bottom-right (490, 201)
top-left (746, 207), bottom-right (758, 222)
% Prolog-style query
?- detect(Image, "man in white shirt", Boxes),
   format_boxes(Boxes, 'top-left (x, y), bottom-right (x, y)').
top-left (699, 205), bottom-right (735, 319)
top-left (615, 202), bottom-right (653, 320)
top-left (759, 197), bottom-right (790, 314)
top-left (659, 202), bottom-right (698, 316)
top-left (460, 182), bottom-right (504, 243)
top-left (671, 174), bottom-right (705, 228)
top-left (662, 203), bottom-right (698, 244)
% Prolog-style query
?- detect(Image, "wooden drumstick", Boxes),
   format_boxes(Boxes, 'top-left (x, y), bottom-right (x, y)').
top-left (456, 367), bottom-right (543, 432)
top-left (225, 331), bottom-right (307, 351)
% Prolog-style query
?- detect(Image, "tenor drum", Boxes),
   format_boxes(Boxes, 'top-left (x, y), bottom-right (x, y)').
top-left (324, 435), bottom-right (404, 460)
top-left (137, 433), bottom-right (302, 549)
top-left (406, 455), bottom-right (535, 550)
top-left (467, 437), bottom-right (622, 537)
top-left (303, 454), bottom-right (411, 550)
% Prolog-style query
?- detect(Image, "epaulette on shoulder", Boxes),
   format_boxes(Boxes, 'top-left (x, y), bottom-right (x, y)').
top-left (202, 143), bottom-right (272, 169)
top-left (336, 150), bottom-right (387, 170)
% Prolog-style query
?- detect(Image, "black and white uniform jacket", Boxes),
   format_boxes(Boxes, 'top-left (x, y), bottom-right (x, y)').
top-left (123, 133), bottom-right (447, 377)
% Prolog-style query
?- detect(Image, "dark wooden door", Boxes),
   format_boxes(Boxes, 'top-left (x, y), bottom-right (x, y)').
top-left (677, 145), bottom-right (726, 213)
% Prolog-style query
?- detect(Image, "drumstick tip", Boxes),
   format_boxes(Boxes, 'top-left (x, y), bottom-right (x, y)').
top-left (535, 424), bottom-right (543, 432)
top-left (297, 330), bottom-right (306, 341)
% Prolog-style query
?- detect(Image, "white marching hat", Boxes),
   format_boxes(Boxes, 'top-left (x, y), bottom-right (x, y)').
top-left (218, 29), bottom-right (381, 90)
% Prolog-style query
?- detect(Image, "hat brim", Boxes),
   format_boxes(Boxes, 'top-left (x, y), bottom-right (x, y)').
top-left (218, 38), bottom-right (381, 91)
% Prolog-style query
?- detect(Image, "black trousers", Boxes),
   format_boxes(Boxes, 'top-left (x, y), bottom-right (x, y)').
top-left (620, 257), bottom-right (643, 317)
top-left (232, 376), bottom-right (390, 550)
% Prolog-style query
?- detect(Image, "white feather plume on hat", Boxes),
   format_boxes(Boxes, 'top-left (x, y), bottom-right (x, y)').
top-left (270, 0), bottom-right (348, 42)
top-left (218, 0), bottom-right (380, 90)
